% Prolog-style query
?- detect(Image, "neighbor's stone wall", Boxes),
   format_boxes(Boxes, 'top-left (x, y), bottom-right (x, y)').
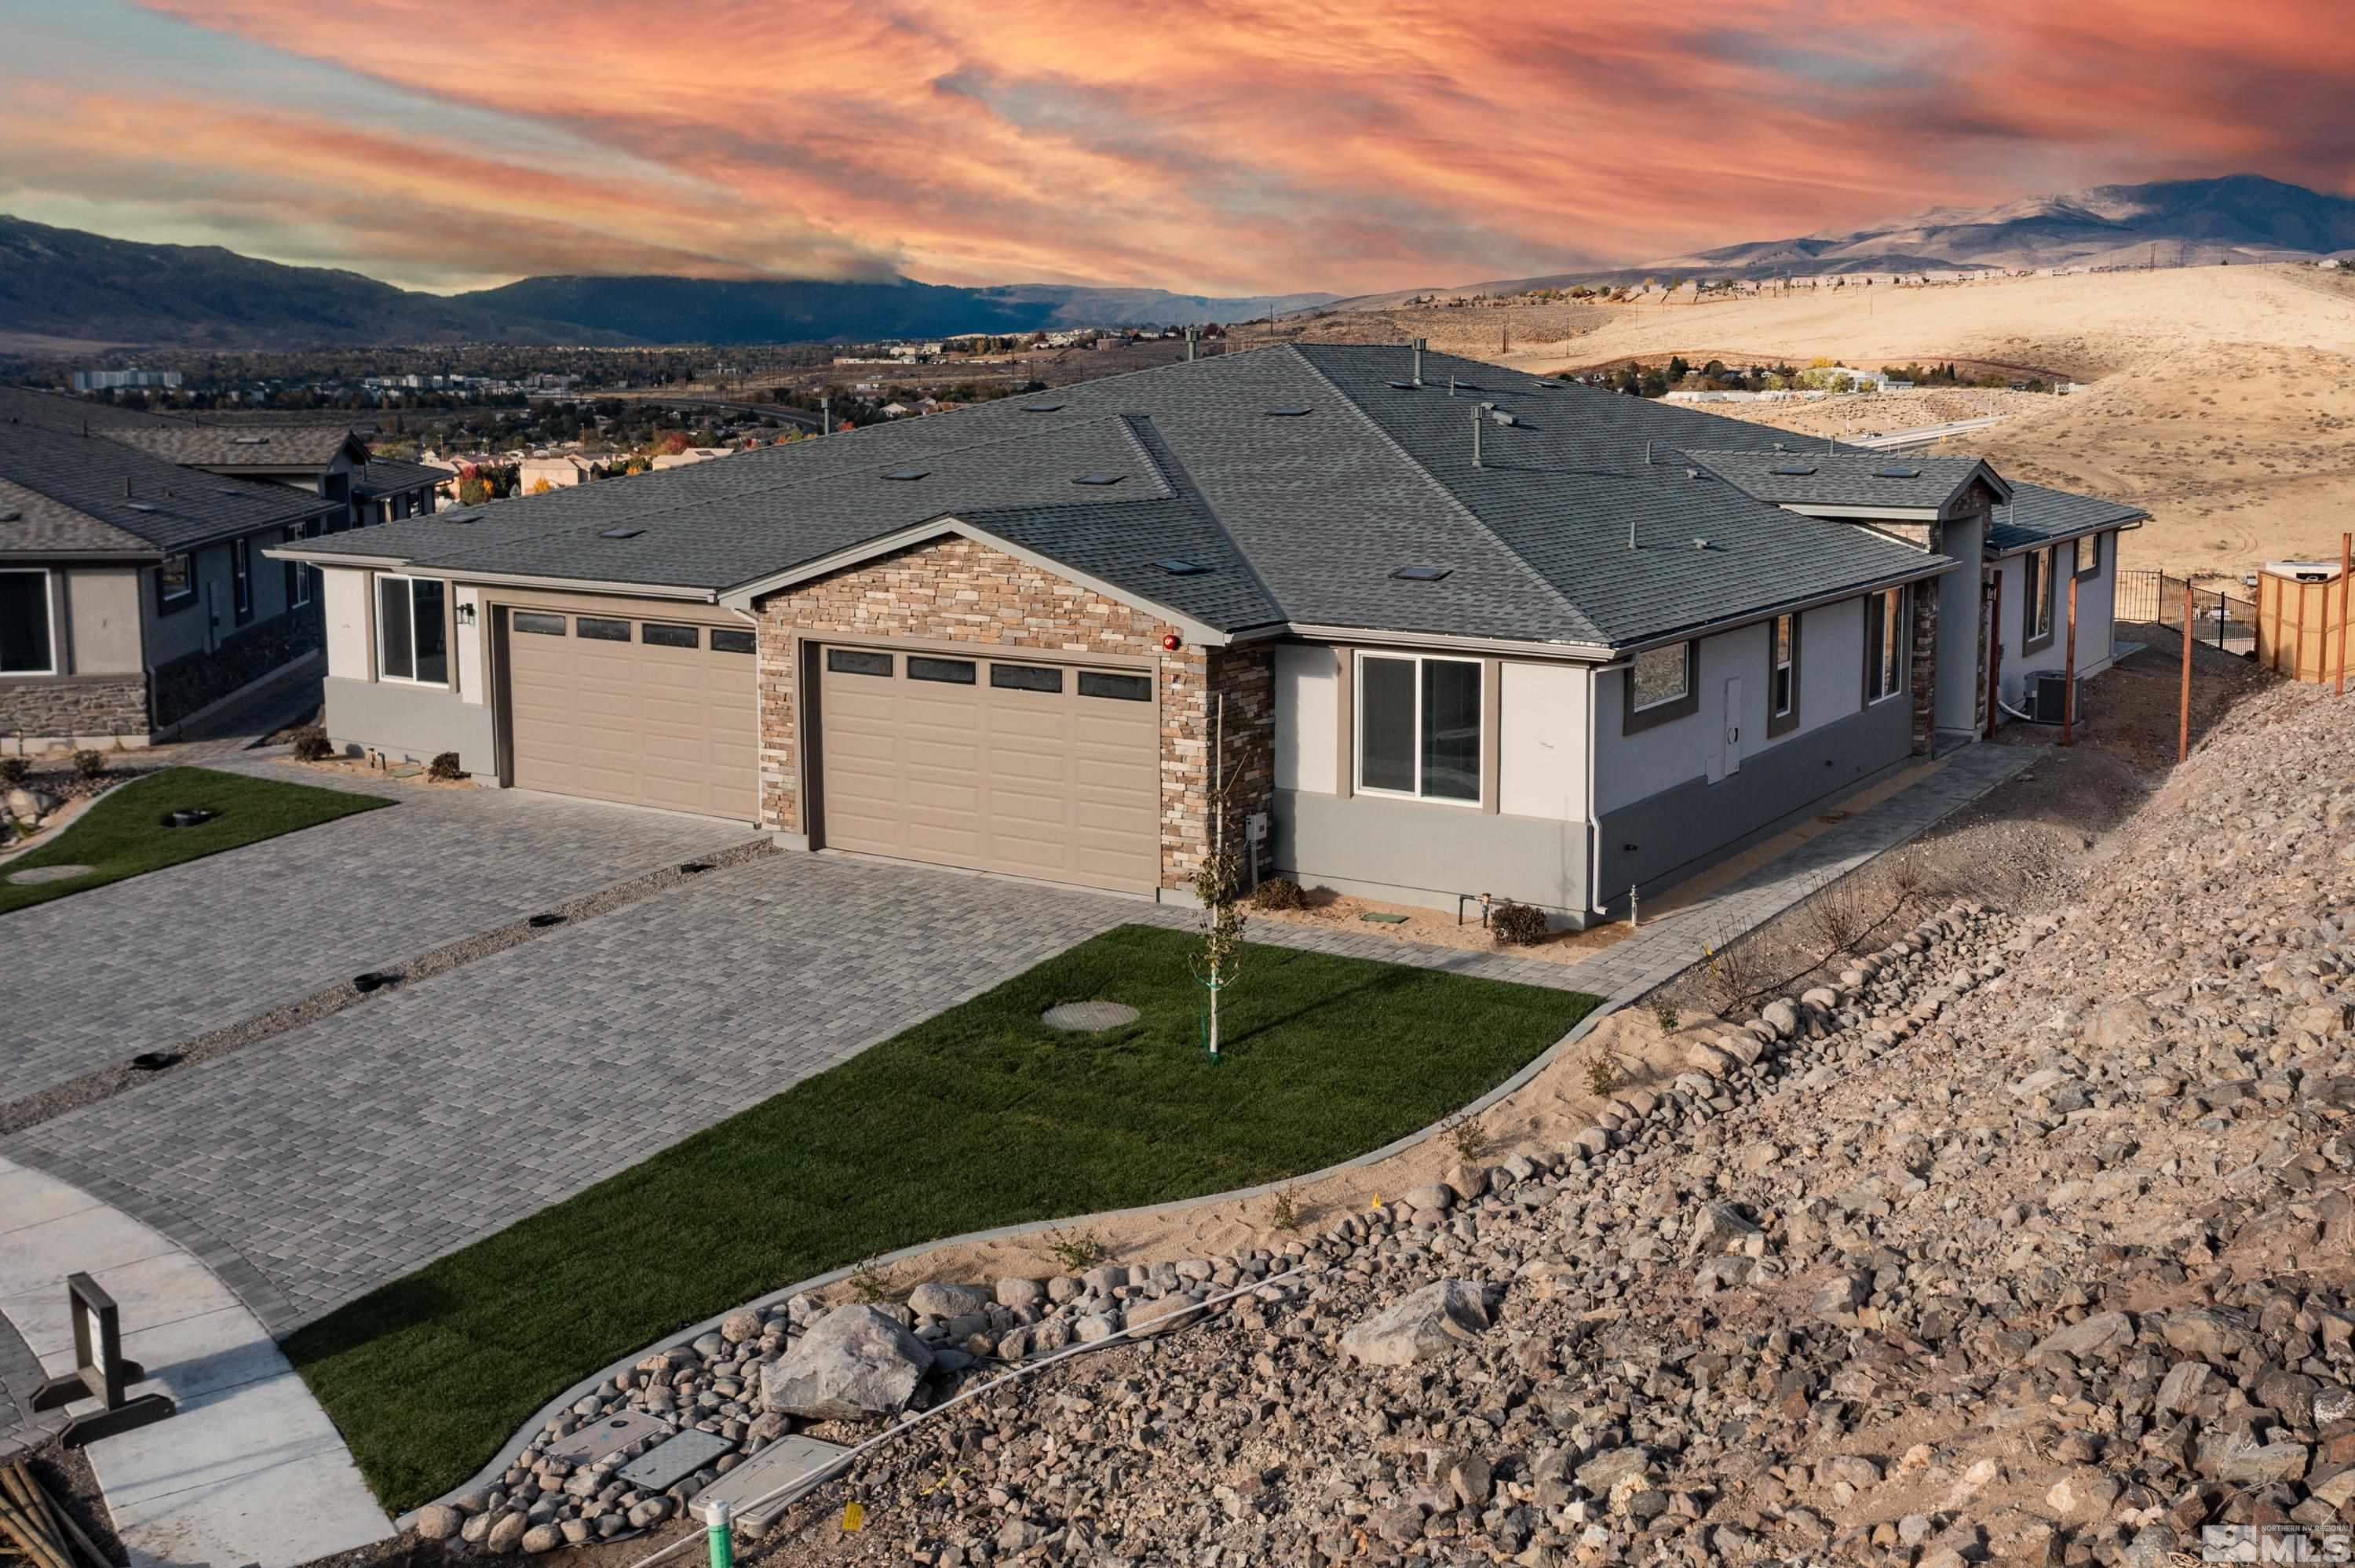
top-left (0, 673), bottom-right (151, 742)
top-left (752, 534), bottom-right (1273, 892)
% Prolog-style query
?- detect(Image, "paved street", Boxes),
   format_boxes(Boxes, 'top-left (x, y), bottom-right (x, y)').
top-left (4, 763), bottom-right (752, 1099)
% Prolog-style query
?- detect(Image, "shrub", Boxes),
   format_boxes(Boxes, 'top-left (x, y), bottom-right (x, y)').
top-left (1799, 875), bottom-right (1874, 958)
top-left (427, 752), bottom-right (466, 782)
top-left (1267, 1187), bottom-right (1302, 1232)
top-left (1651, 998), bottom-right (1680, 1034)
top-left (290, 727), bottom-right (334, 762)
top-left (0, 757), bottom-right (27, 786)
top-left (1443, 1110), bottom-right (1492, 1164)
top-left (1253, 877), bottom-right (1307, 912)
top-left (1490, 899), bottom-right (1548, 946)
top-left (1583, 1055), bottom-right (1619, 1096)
top-left (847, 1254), bottom-right (892, 1306)
top-left (72, 749), bottom-right (104, 780)
top-left (1046, 1227), bottom-right (1106, 1271)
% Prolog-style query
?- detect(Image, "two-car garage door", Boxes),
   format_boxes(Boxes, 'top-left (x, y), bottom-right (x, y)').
top-left (817, 646), bottom-right (1161, 895)
top-left (504, 607), bottom-right (759, 820)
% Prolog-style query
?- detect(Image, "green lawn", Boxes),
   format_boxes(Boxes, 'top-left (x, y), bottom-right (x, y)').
top-left (1, 767), bottom-right (392, 914)
top-left (287, 924), bottom-right (1597, 1508)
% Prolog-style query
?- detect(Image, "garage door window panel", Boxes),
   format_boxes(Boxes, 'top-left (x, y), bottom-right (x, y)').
top-left (641, 622), bottom-right (699, 649)
top-left (711, 629), bottom-right (756, 655)
top-left (1078, 671), bottom-right (1151, 702)
top-left (577, 616), bottom-right (630, 643)
top-left (827, 647), bottom-right (893, 676)
top-left (378, 574), bottom-right (447, 685)
top-left (909, 655), bottom-right (976, 684)
top-left (990, 662), bottom-right (1063, 693)
top-left (513, 611), bottom-right (567, 636)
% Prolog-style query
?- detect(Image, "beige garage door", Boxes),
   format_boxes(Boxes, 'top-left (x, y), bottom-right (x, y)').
top-left (505, 607), bottom-right (758, 820)
top-left (817, 646), bottom-right (1160, 894)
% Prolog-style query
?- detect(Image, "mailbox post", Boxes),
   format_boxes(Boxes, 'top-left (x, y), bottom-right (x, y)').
top-left (28, 1273), bottom-right (176, 1445)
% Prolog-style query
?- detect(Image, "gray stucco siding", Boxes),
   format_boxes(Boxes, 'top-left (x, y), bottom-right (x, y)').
top-left (323, 675), bottom-right (498, 771)
top-left (1995, 531), bottom-right (2116, 708)
top-left (1272, 789), bottom-right (1588, 918)
top-left (1594, 689), bottom-right (1913, 911)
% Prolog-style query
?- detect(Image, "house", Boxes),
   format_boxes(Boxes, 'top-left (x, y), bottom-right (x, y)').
top-left (1, 421), bottom-right (343, 746)
top-left (649, 447), bottom-right (731, 470)
top-left (270, 344), bottom-right (2144, 924)
top-left (517, 455), bottom-right (601, 494)
top-left (103, 421), bottom-right (376, 526)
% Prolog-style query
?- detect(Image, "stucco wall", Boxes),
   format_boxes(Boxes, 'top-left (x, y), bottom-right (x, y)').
top-left (322, 675), bottom-right (498, 771)
top-left (750, 533), bottom-right (1272, 894)
top-left (1596, 596), bottom-right (1875, 817)
top-left (1995, 533), bottom-right (2116, 709)
top-left (1935, 519), bottom-right (1984, 734)
top-left (60, 567), bottom-right (145, 675)
top-left (1272, 644), bottom-right (1337, 793)
top-left (1498, 660), bottom-right (1589, 822)
top-left (1274, 790), bottom-right (1588, 916)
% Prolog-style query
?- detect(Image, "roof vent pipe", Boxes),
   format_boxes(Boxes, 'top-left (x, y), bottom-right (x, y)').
top-left (1448, 377), bottom-right (1456, 397)
top-left (1470, 405), bottom-right (1483, 469)
top-left (1185, 326), bottom-right (1198, 363)
top-left (1645, 439), bottom-right (1653, 465)
top-left (123, 475), bottom-right (132, 498)
top-left (1412, 337), bottom-right (1426, 385)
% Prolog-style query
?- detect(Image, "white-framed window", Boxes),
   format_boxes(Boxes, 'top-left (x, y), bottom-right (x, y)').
top-left (0, 567), bottom-right (57, 676)
top-left (1355, 651), bottom-right (1481, 804)
top-left (284, 520), bottom-right (318, 609)
top-left (1864, 585), bottom-right (1905, 704)
top-left (376, 573), bottom-right (449, 685)
top-left (2024, 547), bottom-right (2054, 645)
top-left (156, 551), bottom-right (195, 614)
top-left (1630, 642), bottom-right (1692, 711)
top-left (1769, 614), bottom-right (1795, 718)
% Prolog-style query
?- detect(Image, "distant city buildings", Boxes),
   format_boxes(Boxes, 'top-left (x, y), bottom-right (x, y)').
top-left (69, 368), bottom-right (182, 392)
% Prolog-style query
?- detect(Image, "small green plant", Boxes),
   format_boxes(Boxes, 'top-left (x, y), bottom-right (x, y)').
top-left (1046, 1227), bottom-right (1107, 1271)
top-left (1490, 899), bottom-right (1548, 946)
top-left (847, 1254), bottom-right (893, 1306)
top-left (1651, 998), bottom-right (1680, 1034)
top-left (1443, 1110), bottom-right (1493, 1164)
top-left (1583, 1055), bottom-right (1619, 1097)
top-left (71, 749), bottom-right (104, 780)
top-left (1267, 1187), bottom-right (1303, 1231)
top-left (427, 751), bottom-right (466, 782)
top-left (1253, 877), bottom-right (1307, 912)
top-left (0, 757), bottom-right (27, 786)
top-left (290, 727), bottom-right (334, 762)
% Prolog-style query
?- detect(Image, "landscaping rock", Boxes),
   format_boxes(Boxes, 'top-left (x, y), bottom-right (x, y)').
top-left (759, 1304), bottom-right (933, 1422)
top-left (413, 1504), bottom-right (464, 1541)
top-left (1338, 1279), bottom-right (1492, 1366)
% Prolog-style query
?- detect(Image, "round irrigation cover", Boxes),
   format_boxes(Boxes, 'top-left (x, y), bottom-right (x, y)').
top-left (1042, 1000), bottom-right (1141, 1032)
top-left (6, 864), bottom-right (93, 885)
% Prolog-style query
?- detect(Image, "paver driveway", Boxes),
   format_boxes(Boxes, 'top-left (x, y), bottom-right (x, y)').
top-left (3, 851), bottom-right (1154, 1331)
top-left (3, 764), bottom-right (752, 1100)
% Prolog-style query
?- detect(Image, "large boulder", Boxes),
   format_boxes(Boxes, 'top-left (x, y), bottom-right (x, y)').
top-left (907, 1282), bottom-right (992, 1319)
top-left (760, 1304), bottom-right (933, 1421)
top-left (1338, 1279), bottom-right (1492, 1368)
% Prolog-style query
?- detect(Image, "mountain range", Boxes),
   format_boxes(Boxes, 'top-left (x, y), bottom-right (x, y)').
top-left (4, 174), bottom-right (2350, 350)
top-left (1327, 174), bottom-right (2355, 308)
top-left (0, 215), bottom-right (1334, 352)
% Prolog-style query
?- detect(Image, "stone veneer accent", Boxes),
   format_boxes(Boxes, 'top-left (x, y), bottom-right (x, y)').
top-left (0, 673), bottom-right (151, 743)
top-left (751, 534), bottom-right (1273, 893)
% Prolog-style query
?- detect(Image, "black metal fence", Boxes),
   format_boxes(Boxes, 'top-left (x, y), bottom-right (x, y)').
top-left (2116, 569), bottom-right (2256, 651)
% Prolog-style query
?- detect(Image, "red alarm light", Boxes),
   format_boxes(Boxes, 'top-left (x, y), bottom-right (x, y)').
top-left (1161, 633), bottom-right (1181, 651)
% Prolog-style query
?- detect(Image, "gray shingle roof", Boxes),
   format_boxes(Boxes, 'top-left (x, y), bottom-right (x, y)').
top-left (1988, 483), bottom-right (2149, 554)
top-left (356, 457), bottom-right (451, 494)
top-left (0, 385), bottom-right (189, 434)
top-left (276, 344), bottom-right (2143, 650)
top-left (106, 423), bottom-right (367, 470)
top-left (0, 422), bottom-right (340, 557)
top-left (1681, 452), bottom-right (2006, 513)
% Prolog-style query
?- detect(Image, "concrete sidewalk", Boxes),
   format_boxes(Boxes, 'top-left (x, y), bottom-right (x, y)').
top-left (0, 1155), bottom-right (390, 1567)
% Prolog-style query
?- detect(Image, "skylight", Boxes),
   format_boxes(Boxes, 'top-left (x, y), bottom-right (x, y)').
top-left (599, 527), bottom-right (644, 539)
top-left (1390, 565), bottom-right (1452, 582)
top-left (1022, 402), bottom-right (1064, 413)
top-left (125, 502), bottom-right (158, 512)
top-left (230, 436), bottom-right (270, 446)
top-left (1769, 463), bottom-right (1818, 476)
top-left (1153, 559), bottom-right (1210, 576)
top-left (882, 468), bottom-right (929, 481)
top-left (1263, 406), bottom-right (1313, 418)
top-left (1073, 472), bottom-right (1124, 487)
top-left (1873, 466), bottom-right (1922, 479)
top-left (1386, 380), bottom-right (1418, 390)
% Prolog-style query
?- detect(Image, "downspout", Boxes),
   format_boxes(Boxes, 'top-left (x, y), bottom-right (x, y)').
top-left (1586, 663), bottom-right (1605, 920)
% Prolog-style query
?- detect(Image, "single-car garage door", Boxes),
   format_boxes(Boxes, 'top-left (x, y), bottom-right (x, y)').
top-left (817, 646), bottom-right (1160, 894)
top-left (504, 607), bottom-right (759, 819)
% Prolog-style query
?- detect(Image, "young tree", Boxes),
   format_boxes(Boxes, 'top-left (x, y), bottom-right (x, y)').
top-left (1189, 696), bottom-right (1247, 1060)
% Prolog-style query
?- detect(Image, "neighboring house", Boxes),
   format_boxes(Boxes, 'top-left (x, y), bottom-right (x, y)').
top-left (517, 455), bottom-right (600, 493)
top-left (104, 421), bottom-right (376, 529)
top-left (649, 447), bottom-right (731, 470)
top-left (356, 458), bottom-right (447, 524)
top-left (273, 344), bottom-right (2144, 924)
top-left (0, 422), bottom-right (341, 746)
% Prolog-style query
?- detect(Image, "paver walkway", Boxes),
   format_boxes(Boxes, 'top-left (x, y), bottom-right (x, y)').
top-left (5, 761), bottom-right (752, 1099)
top-left (3, 745), bottom-right (2032, 1340)
top-left (0, 1156), bottom-right (389, 1566)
